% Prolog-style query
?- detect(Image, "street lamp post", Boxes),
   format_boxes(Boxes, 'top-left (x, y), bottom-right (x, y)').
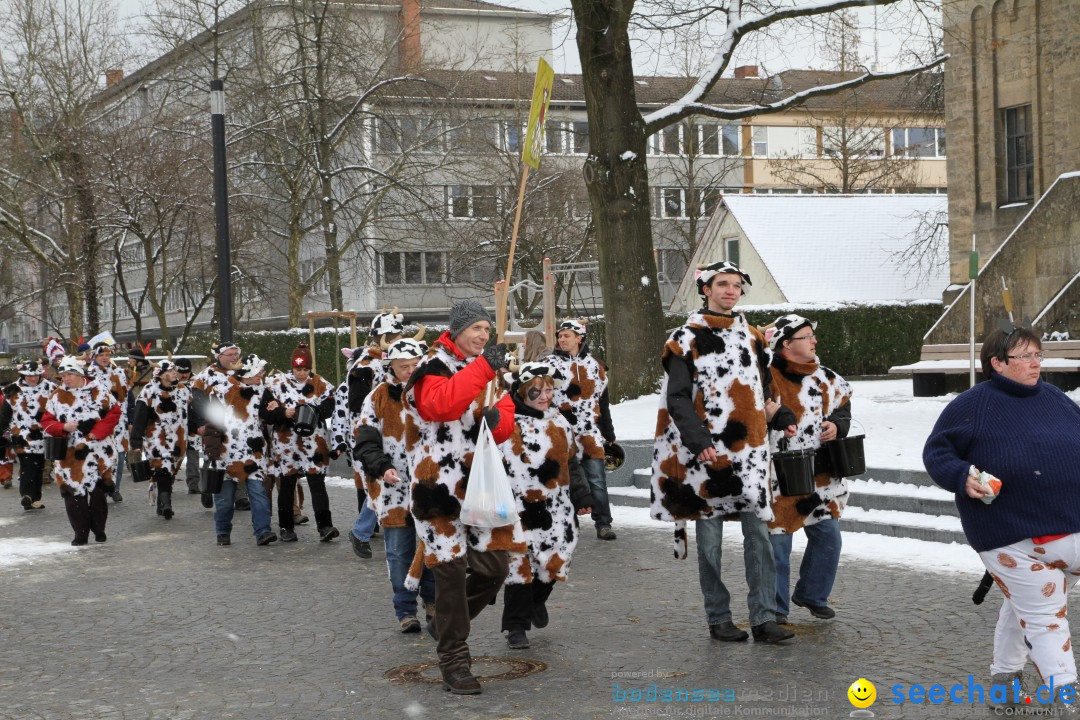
top-left (210, 78), bottom-right (234, 343)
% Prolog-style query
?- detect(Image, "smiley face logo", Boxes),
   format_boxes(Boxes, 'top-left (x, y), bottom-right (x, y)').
top-left (848, 678), bottom-right (876, 708)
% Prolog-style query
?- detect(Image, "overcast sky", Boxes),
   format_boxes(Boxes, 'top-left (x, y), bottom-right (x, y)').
top-left (113, 0), bottom-right (926, 77)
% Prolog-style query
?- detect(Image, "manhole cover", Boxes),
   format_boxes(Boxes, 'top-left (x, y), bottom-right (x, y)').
top-left (385, 656), bottom-right (548, 685)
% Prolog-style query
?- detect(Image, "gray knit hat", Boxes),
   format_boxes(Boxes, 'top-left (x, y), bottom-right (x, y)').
top-left (449, 299), bottom-right (491, 338)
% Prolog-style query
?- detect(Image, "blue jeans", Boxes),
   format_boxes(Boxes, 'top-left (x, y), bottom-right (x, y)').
top-left (582, 457), bottom-right (613, 528)
top-left (214, 476), bottom-right (272, 540)
top-left (770, 518), bottom-right (842, 616)
top-left (696, 512), bottom-right (777, 626)
top-left (351, 494), bottom-right (378, 541)
top-left (114, 450), bottom-right (125, 492)
top-left (384, 525), bottom-right (435, 620)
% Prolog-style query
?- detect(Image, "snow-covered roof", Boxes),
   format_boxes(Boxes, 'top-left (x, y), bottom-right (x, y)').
top-left (721, 194), bottom-right (949, 303)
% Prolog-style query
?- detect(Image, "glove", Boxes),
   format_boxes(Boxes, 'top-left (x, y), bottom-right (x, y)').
top-left (481, 343), bottom-right (509, 371)
top-left (482, 407), bottom-right (500, 430)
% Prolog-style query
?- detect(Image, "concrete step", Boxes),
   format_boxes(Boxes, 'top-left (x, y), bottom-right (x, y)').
top-left (610, 466), bottom-right (966, 545)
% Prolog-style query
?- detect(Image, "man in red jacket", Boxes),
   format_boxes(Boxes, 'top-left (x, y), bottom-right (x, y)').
top-left (406, 299), bottom-right (523, 695)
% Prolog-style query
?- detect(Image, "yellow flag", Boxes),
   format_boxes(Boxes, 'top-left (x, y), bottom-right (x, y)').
top-left (522, 58), bottom-right (555, 169)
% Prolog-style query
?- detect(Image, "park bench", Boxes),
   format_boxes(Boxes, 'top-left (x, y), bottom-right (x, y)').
top-left (889, 340), bottom-right (1080, 396)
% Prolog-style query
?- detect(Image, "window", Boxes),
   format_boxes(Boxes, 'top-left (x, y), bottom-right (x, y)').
top-left (378, 251), bottom-right (447, 285)
top-left (656, 187), bottom-right (686, 218)
top-left (655, 125), bottom-right (682, 155)
top-left (699, 188), bottom-right (722, 217)
top-left (724, 237), bottom-right (740, 266)
top-left (378, 115), bottom-right (443, 154)
top-left (1003, 105), bottom-right (1034, 202)
top-left (695, 123), bottom-right (741, 156)
top-left (891, 127), bottom-right (946, 158)
top-left (503, 122), bottom-right (524, 154)
top-left (752, 126), bottom-right (816, 158)
top-left (822, 126), bottom-right (886, 158)
top-left (448, 119), bottom-right (499, 153)
top-left (545, 121), bottom-right (563, 154)
top-left (655, 249), bottom-right (687, 282)
top-left (448, 185), bottom-right (498, 218)
top-left (300, 259), bottom-right (329, 295)
top-left (570, 121), bottom-right (590, 155)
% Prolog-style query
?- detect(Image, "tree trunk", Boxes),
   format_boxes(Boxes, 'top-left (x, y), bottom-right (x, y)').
top-left (571, 0), bottom-right (665, 400)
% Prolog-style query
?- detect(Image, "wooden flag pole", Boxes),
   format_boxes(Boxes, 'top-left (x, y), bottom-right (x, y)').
top-left (499, 163), bottom-right (530, 344)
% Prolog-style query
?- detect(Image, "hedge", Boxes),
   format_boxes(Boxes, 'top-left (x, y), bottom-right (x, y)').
top-left (583, 302), bottom-right (942, 380)
top-left (170, 302), bottom-right (941, 389)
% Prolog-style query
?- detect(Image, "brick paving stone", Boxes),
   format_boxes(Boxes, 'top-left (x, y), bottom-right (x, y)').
top-left (0, 480), bottom-right (1069, 719)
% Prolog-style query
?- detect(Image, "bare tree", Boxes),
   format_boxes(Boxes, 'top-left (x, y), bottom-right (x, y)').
top-left (568, 0), bottom-right (946, 399)
top-left (0, 0), bottom-right (130, 339)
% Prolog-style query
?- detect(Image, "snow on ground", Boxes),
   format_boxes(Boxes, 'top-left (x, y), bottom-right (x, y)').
top-left (611, 378), bottom-right (954, 471)
top-left (0, 537), bottom-right (81, 567)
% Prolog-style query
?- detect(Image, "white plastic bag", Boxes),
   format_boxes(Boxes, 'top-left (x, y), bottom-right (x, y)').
top-left (459, 417), bottom-right (516, 528)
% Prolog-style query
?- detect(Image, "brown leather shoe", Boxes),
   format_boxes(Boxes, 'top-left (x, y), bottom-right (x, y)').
top-left (442, 669), bottom-right (482, 695)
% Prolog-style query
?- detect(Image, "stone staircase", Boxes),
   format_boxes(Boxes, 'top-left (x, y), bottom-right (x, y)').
top-left (608, 441), bottom-right (966, 545)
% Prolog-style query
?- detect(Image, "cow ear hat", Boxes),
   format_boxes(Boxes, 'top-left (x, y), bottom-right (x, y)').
top-left (769, 313), bottom-right (817, 351)
top-left (503, 361), bottom-right (568, 397)
top-left (695, 260), bottom-right (751, 297)
top-left (556, 319), bottom-right (587, 336)
top-left (384, 338), bottom-right (425, 363)
top-left (17, 360), bottom-right (43, 376)
top-left (236, 353), bottom-right (268, 379)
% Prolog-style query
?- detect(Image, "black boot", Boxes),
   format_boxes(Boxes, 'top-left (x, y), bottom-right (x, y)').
top-left (160, 491), bottom-right (173, 519)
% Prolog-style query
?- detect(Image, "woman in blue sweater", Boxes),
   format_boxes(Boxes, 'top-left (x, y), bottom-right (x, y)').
top-left (924, 328), bottom-right (1080, 708)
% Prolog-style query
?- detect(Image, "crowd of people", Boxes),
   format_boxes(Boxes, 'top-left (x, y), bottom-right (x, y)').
top-left (19, 260), bottom-right (1073, 706)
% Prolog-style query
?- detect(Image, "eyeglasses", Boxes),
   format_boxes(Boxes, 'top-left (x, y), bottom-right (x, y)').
top-left (790, 333), bottom-right (816, 342)
top-left (1007, 352), bottom-right (1044, 363)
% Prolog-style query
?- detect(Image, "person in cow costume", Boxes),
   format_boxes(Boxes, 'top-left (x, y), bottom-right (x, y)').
top-left (204, 353), bottom-right (278, 547)
top-left (8, 360), bottom-right (52, 510)
top-left (499, 362), bottom-right (593, 651)
top-left (130, 359), bottom-right (193, 521)
top-left (41, 356), bottom-right (122, 545)
top-left (765, 314), bottom-right (853, 624)
top-left (84, 333), bottom-right (132, 503)
top-left (331, 309), bottom-right (424, 559)
top-left (548, 319), bottom-right (620, 540)
top-left (266, 342), bottom-right (338, 543)
top-left (405, 299), bottom-right (525, 695)
top-left (353, 337), bottom-right (435, 633)
top-left (191, 342), bottom-right (250, 511)
top-left (650, 260), bottom-right (796, 645)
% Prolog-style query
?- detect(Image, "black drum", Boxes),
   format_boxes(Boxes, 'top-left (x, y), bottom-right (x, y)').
top-left (129, 458), bottom-right (151, 484)
top-left (824, 434), bottom-right (867, 478)
top-left (200, 466), bottom-right (226, 495)
top-left (293, 404), bottom-right (318, 437)
top-left (44, 436), bottom-right (68, 461)
top-left (773, 448), bottom-right (816, 496)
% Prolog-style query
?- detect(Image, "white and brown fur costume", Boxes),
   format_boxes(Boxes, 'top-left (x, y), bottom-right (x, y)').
top-left (767, 354), bottom-right (853, 534)
top-left (651, 311), bottom-right (775, 557)
top-left (331, 347), bottom-right (386, 495)
top-left (354, 379), bottom-right (420, 528)
top-left (9, 377), bottom-right (51, 455)
top-left (548, 346), bottom-right (610, 460)
top-left (132, 376), bottom-right (191, 476)
top-left (86, 359), bottom-right (132, 454)
top-left (214, 375), bottom-right (271, 484)
top-left (405, 342), bottom-right (526, 568)
top-left (267, 371), bottom-right (334, 476)
top-left (44, 383), bottom-right (118, 496)
top-left (502, 395), bottom-right (590, 586)
top-left (190, 363), bottom-right (233, 455)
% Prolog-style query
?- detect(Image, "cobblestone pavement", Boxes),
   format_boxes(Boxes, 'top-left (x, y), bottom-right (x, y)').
top-left (0, 478), bottom-right (1062, 720)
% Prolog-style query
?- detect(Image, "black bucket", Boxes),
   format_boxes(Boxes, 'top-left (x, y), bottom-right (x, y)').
top-left (773, 449), bottom-right (816, 496)
top-left (129, 459), bottom-right (152, 483)
top-left (824, 434), bottom-right (866, 478)
top-left (44, 436), bottom-right (68, 461)
top-left (293, 404), bottom-right (318, 437)
top-left (200, 466), bottom-right (226, 495)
